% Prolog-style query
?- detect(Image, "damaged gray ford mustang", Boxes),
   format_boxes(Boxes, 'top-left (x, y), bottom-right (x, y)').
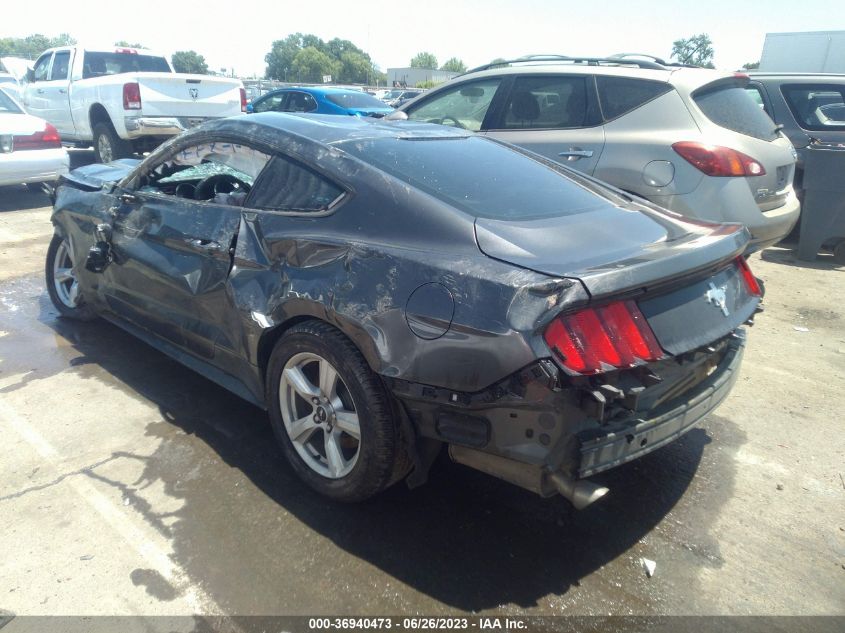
top-left (46, 112), bottom-right (762, 508)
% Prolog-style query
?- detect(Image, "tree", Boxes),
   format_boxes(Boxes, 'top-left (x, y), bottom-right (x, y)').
top-left (0, 33), bottom-right (76, 60)
top-left (291, 46), bottom-right (339, 83)
top-left (671, 33), bottom-right (715, 68)
top-left (743, 60), bottom-right (760, 70)
top-left (410, 52), bottom-right (438, 69)
top-left (440, 57), bottom-right (466, 73)
top-left (265, 33), bottom-right (326, 81)
top-left (115, 41), bottom-right (146, 49)
top-left (338, 51), bottom-right (374, 84)
top-left (171, 50), bottom-right (209, 75)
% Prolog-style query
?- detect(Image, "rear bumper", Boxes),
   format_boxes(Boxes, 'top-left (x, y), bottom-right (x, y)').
top-left (395, 330), bottom-right (746, 499)
top-left (122, 116), bottom-right (217, 139)
top-left (579, 331), bottom-right (744, 477)
top-left (0, 147), bottom-right (69, 186)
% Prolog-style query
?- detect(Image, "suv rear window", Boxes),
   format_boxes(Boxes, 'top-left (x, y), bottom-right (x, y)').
top-left (693, 81), bottom-right (778, 141)
top-left (781, 84), bottom-right (845, 131)
top-left (82, 52), bottom-right (170, 78)
top-left (339, 136), bottom-right (606, 220)
top-left (597, 76), bottom-right (672, 121)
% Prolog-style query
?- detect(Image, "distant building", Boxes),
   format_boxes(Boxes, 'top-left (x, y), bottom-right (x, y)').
top-left (386, 67), bottom-right (459, 87)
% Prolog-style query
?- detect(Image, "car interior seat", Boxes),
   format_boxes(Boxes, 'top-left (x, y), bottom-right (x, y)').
top-left (509, 92), bottom-right (540, 126)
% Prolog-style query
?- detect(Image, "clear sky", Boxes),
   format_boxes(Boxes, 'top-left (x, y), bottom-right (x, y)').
top-left (1, 0), bottom-right (840, 78)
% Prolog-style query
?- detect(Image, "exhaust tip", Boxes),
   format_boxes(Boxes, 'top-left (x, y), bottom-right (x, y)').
top-left (549, 471), bottom-right (609, 510)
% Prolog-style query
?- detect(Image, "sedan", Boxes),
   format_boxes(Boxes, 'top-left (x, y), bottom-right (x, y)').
top-left (47, 113), bottom-right (761, 508)
top-left (247, 86), bottom-right (394, 118)
top-left (0, 87), bottom-right (68, 188)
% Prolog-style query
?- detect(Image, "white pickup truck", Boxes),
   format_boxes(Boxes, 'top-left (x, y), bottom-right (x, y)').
top-left (21, 46), bottom-right (246, 162)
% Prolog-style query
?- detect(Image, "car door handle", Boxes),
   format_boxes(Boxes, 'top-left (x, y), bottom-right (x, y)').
top-left (188, 238), bottom-right (222, 252)
top-left (59, 88), bottom-right (67, 94)
top-left (558, 149), bottom-right (594, 160)
top-left (36, 88), bottom-right (45, 94)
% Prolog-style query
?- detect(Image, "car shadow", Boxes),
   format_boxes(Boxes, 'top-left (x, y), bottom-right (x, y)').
top-left (760, 244), bottom-right (843, 271)
top-left (13, 288), bottom-right (737, 613)
top-left (0, 185), bottom-right (51, 211)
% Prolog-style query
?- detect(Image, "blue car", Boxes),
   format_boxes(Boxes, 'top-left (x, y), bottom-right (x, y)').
top-left (247, 87), bottom-right (394, 118)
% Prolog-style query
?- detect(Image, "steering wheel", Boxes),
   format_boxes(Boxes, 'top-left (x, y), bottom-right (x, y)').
top-left (438, 116), bottom-right (466, 129)
top-left (194, 173), bottom-right (251, 201)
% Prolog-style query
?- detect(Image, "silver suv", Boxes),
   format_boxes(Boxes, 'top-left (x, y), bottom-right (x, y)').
top-left (395, 55), bottom-right (801, 251)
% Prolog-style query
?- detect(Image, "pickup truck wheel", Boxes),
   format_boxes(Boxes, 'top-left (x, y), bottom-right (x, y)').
top-left (45, 234), bottom-right (96, 321)
top-left (93, 122), bottom-right (132, 163)
top-left (266, 320), bottom-right (409, 502)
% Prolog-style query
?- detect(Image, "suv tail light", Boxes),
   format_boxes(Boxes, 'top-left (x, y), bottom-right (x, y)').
top-left (735, 256), bottom-right (762, 296)
top-left (123, 82), bottom-right (142, 110)
top-left (239, 88), bottom-right (247, 112)
top-left (672, 141), bottom-right (766, 177)
top-left (12, 123), bottom-right (61, 151)
top-left (544, 300), bottom-right (664, 375)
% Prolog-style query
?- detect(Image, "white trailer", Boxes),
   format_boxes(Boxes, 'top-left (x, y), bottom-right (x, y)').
top-left (759, 31), bottom-right (845, 73)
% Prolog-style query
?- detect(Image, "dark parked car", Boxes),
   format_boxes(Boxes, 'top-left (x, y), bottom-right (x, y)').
top-left (47, 113), bottom-right (761, 508)
top-left (747, 73), bottom-right (845, 198)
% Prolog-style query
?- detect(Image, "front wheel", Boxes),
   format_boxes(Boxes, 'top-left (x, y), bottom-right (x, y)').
top-left (92, 122), bottom-right (132, 163)
top-left (45, 234), bottom-right (96, 320)
top-left (266, 320), bottom-right (408, 502)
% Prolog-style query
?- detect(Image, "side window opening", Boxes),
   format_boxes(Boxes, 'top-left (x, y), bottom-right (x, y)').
top-left (596, 76), bottom-right (672, 121)
top-left (50, 51), bottom-right (70, 81)
top-left (781, 84), bottom-right (845, 130)
top-left (254, 93), bottom-right (285, 113)
top-left (247, 155), bottom-right (345, 213)
top-left (407, 79), bottom-right (502, 131)
top-left (501, 76), bottom-right (590, 129)
top-left (33, 54), bottom-right (51, 82)
top-left (137, 142), bottom-right (271, 206)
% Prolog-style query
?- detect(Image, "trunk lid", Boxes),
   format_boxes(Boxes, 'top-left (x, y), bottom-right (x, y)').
top-left (474, 198), bottom-right (749, 297)
top-left (135, 73), bottom-right (243, 118)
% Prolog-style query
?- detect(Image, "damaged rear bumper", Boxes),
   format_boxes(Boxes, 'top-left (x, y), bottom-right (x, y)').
top-left (393, 329), bottom-right (746, 505)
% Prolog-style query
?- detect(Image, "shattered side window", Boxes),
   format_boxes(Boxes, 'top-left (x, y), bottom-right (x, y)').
top-left (247, 155), bottom-right (345, 212)
top-left (138, 141), bottom-right (271, 205)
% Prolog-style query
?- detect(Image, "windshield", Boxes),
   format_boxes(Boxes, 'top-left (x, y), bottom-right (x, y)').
top-left (326, 92), bottom-right (390, 110)
top-left (82, 52), bottom-right (171, 78)
top-left (0, 88), bottom-right (22, 113)
top-left (338, 136), bottom-right (607, 220)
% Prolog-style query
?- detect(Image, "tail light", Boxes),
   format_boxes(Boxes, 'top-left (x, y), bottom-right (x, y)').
top-left (12, 123), bottom-right (62, 151)
top-left (544, 300), bottom-right (664, 375)
top-left (123, 82), bottom-right (142, 110)
top-left (672, 141), bottom-right (766, 177)
top-left (239, 88), bottom-right (247, 112)
top-left (735, 256), bottom-right (762, 296)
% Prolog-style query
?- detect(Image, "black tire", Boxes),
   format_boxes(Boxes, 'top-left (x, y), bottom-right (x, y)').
top-left (92, 121), bottom-right (132, 163)
top-left (833, 240), bottom-right (845, 265)
top-left (45, 234), bottom-right (96, 321)
top-left (266, 320), bottom-right (409, 502)
top-left (25, 182), bottom-right (46, 194)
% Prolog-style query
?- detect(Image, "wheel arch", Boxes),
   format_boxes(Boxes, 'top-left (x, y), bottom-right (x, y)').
top-left (88, 103), bottom-right (112, 133)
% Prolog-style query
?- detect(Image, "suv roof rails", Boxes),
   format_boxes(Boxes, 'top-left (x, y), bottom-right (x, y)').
top-left (464, 54), bottom-right (671, 75)
top-left (609, 53), bottom-right (702, 69)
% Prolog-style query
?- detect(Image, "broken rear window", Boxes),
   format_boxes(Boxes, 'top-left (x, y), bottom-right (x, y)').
top-left (338, 136), bottom-right (606, 220)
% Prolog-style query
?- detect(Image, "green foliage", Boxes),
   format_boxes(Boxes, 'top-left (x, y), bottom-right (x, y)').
top-left (743, 60), bottom-right (760, 70)
top-left (410, 52), bottom-right (438, 70)
top-left (265, 33), bottom-right (381, 84)
top-left (171, 50), bottom-right (209, 75)
top-left (671, 33), bottom-right (715, 68)
top-left (114, 41), bottom-right (147, 49)
top-left (291, 46), bottom-right (340, 83)
top-left (415, 80), bottom-right (438, 89)
top-left (0, 33), bottom-right (76, 60)
top-left (440, 57), bottom-right (466, 73)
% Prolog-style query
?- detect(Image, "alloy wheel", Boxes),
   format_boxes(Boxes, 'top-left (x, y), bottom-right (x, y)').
top-left (52, 239), bottom-right (80, 309)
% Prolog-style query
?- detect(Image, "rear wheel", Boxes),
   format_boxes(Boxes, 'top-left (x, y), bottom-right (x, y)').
top-left (833, 240), bottom-right (845, 265)
top-left (92, 122), bottom-right (132, 163)
top-left (266, 320), bottom-right (408, 502)
top-left (45, 234), bottom-right (96, 320)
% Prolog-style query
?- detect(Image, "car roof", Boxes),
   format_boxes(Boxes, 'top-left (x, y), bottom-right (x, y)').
top-left (215, 112), bottom-right (471, 146)
top-left (749, 72), bottom-right (845, 82)
top-left (265, 86), bottom-right (370, 96)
